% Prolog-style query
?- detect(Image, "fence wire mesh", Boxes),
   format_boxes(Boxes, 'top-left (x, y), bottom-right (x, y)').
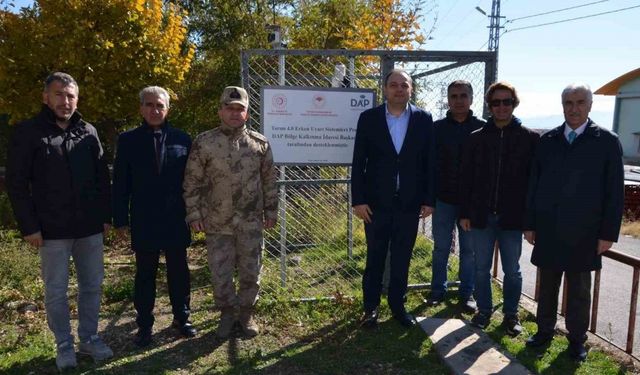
top-left (241, 49), bottom-right (496, 299)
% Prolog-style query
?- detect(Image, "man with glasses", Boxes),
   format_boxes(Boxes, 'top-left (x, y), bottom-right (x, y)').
top-left (113, 86), bottom-right (196, 347)
top-left (459, 81), bottom-right (539, 336)
top-left (524, 84), bottom-right (623, 361)
top-left (427, 80), bottom-right (484, 313)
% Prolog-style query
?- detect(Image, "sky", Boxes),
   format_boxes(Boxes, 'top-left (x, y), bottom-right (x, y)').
top-left (421, 0), bottom-right (640, 129)
top-left (6, 0), bottom-right (639, 129)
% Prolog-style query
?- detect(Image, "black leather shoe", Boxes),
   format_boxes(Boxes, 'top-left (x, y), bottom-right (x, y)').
top-left (172, 319), bottom-right (198, 338)
top-left (425, 296), bottom-right (444, 307)
top-left (393, 312), bottom-right (416, 328)
top-left (526, 333), bottom-right (553, 348)
top-left (459, 296), bottom-right (477, 314)
top-left (360, 309), bottom-right (378, 329)
top-left (134, 328), bottom-right (152, 348)
top-left (568, 342), bottom-right (588, 362)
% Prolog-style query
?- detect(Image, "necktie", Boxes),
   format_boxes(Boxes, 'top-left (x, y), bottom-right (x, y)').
top-left (567, 130), bottom-right (577, 144)
top-left (154, 132), bottom-right (163, 172)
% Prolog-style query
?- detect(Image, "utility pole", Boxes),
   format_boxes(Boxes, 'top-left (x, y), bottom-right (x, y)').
top-left (477, 0), bottom-right (504, 80)
top-left (488, 0), bottom-right (503, 53)
top-left (488, 0), bottom-right (504, 80)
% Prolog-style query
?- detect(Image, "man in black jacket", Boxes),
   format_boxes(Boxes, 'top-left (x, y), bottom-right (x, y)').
top-left (428, 80), bottom-right (484, 312)
top-left (112, 86), bottom-right (196, 347)
top-left (459, 81), bottom-right (539, 336)
top-left (6, 72), bottom-right (113, 370)
top-left (352, 69), bottom-right (435, 328)
top-left (524, 84), bottom-right (624, 361)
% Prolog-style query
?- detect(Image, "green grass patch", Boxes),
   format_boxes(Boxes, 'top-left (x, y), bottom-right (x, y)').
top-left (0, 228), bottom-right (635, 374)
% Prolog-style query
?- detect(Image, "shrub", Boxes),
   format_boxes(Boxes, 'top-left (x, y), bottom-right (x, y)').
top-left (0, 191), bottom-right (17, 230)
top-left (0, 230), bottom-right (43, 304)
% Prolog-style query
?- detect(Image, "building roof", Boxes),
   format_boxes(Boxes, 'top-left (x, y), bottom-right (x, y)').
top-left (595, 67), bottom-right (640, 96)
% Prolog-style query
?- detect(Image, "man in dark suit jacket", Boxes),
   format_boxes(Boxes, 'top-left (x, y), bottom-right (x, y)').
top-left (524, 83), bottom-right (624, 362)
top-left (112, 86), bottom-right (196, 347)
top-left (351, 69), bottom-right (435, 328)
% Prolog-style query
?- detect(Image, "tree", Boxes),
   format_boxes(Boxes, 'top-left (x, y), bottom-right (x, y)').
top-left (168, 0), bottom-right (428, 133)
top-left (288, 0), bottom-right (426, 50)
top-left (169, 0), bottom-right (290, 133)
top-left (0, 0), bottom-right (195, 154)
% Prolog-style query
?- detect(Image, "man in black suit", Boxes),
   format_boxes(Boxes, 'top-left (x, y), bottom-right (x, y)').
top-left (524, 83), bottom-right (624, 361)
top-left (112, 86), bottom-right (196, 347)
top-left (351, 69), bottom-right (435, 328)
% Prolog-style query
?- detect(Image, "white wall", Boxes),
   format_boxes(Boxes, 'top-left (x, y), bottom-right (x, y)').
top-left (616, 78), bottom-right (640, 162)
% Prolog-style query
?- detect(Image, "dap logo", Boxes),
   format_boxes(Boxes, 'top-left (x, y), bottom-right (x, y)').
top-left (350, 94), bottom-right (370, 108)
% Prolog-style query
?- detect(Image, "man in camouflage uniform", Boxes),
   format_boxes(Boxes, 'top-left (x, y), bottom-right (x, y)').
top-left (183, 86), bottom-right (277, 339)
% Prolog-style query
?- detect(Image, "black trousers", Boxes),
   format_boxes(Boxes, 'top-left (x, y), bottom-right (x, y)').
top-left (362, 200), bottom-right (419, 315)
top-left (536, 268), bottom-right (591, 344)
top-left (134, 247), bottom-right (191, 330)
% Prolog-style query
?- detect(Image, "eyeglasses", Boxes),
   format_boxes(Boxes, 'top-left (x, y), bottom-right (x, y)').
top-left (489, 98), bottom-right (515, 107)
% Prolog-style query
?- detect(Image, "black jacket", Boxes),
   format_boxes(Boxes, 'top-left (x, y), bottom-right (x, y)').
top-left (525, 121), bottom-right (624, 271)
top-left (112, 121), bottom-right (191, 252)
top-left (434, 110), bottom-right (485, 205)
top-left (6, 106), bottom-right (111, 239)
top-left (459, 116), bottom-right (539, 230)
top-left (351, 103), bottom-right (435, 212)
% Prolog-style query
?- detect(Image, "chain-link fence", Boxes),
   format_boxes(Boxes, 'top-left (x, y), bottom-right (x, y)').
top-left (240, 49), bottom-right (496, 299)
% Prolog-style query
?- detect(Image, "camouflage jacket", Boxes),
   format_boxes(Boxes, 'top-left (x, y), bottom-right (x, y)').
top-left (183, 124), bottom-right (278, 234)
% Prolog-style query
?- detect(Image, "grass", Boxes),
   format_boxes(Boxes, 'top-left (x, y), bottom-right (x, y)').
top-left (621, 220), bottom-right (640, 238)
top-left (0, 228), bottom-right (636, 374)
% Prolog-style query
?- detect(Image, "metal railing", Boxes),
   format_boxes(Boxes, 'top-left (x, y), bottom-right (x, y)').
top-left (493, 245), bottom-right (640, 356)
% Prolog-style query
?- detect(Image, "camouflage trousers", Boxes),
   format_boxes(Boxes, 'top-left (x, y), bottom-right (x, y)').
top-left (205, 230), bottom-right (263, 309)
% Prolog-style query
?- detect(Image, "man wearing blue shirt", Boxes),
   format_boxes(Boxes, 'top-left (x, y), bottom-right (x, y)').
top-left (351, 69), bottom-right (435, 328)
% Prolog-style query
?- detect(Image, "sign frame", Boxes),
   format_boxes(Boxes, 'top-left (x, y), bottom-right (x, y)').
top-left (260, 86), bottom-right (377, 166)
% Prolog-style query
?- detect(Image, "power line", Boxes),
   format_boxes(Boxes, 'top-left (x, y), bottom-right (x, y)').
top-left (508, 0), bottom-right (610, 23)
top-left (477, 29), bottom-right (508, 51)
top-left (505, 4), bottom-right (640, 33)
top-left (432, 0), bottom-right (485, 47)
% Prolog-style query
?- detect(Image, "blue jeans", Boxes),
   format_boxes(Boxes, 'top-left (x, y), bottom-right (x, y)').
top-left (39, 233), bottom-right (104, 345)
top-left (431, 199), bottom-right (474, 299)
top-left (472, 214), bottom-right (522, 316)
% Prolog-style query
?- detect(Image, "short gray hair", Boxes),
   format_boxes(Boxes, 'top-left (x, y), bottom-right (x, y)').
top-left (44, 72), bottom-right (78, 93)
top-left (562, 83), bottom-right (592, 104)
top-left (139, 86), bottom-right (170, 108)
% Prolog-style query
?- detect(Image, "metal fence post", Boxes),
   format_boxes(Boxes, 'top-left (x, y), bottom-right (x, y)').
top-left (277, 50), bottom-right (288, 288)
top-left (347, 56), bottom-right (356, 260)
top-left (347, 168), bottom-right (353, 259)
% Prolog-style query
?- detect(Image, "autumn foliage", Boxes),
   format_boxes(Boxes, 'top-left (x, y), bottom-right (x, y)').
top-left (0, 0), bottom-right (427, 153)
top-left (0, 0), bottom-right (195, 134)
top-left (288, 0), bottom-right (425, 50)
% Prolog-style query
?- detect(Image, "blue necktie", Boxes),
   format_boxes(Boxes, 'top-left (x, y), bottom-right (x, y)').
top-left (568, 130), bottom-right (577, 144)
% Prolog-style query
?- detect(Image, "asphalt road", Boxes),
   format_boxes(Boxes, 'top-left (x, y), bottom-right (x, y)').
top-left (497, 235), bottom-right (640, 354)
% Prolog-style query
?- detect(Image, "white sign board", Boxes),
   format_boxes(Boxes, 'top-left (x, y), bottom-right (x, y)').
top-left (261, 86), bottom-right (376, 165)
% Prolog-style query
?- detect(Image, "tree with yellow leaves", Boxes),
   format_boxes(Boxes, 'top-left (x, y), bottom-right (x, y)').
top-left (288, 0), bottom-right (427, 50)
top-left (0, 0), bottom-right (195, 154)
